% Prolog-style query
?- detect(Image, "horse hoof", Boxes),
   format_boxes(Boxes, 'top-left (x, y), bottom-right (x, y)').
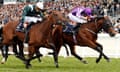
top-left (55, 63), bottom-right (59, 68)
top-left (1, 58), bottom-right (6, 64)
top-left (56, 65), bottom-right (59, 68)
top-left (107, 58), bottom-right (110, 62)
top-left (96, 59), bottom-right (100, 63)
top-left (26, 64), bottom-right (32, 69)
top-left (1, 62), bottom-right (5, 64)
top-left (81, 60), bottom-right (88, 64)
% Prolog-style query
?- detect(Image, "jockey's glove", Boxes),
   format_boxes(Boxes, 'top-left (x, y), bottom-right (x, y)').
top-left (38, 18), bottom-right (43, 22)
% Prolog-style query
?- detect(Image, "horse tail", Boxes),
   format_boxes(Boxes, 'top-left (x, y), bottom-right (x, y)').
top-left (0, 26), bottom-right (3, 35)
top-left (0, 26), bottom-right (3, 42)
top-left (63, 44), bottom-right (69, 56)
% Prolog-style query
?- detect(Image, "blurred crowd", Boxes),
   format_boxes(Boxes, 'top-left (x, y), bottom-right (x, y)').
top-left (0, 0), bottom-right (120, 33)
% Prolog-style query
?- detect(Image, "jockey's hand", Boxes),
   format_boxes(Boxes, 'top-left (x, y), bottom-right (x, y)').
top-left (24, 22), bottom-right (28, 28)
top-left (87, 18), bottom-right (91, 21)
top-left (83, 17), bottom-right (88, 20)
top-left (38, 18), bottom-right (43, 22)
top-left (87, 16), bottom-right (91, 21)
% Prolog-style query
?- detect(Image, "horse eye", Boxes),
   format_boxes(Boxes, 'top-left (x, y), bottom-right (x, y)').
top-left (55, 14), bottom-right (57, 16)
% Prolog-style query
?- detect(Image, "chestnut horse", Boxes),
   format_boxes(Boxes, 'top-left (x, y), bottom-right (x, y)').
top-left (53, 16), bottom-right (117, 64)
top-left (24, 11), bottom-right (69, 69)
top-left (0, 10), bottom-right (68, 68)
top-left (0, 20), bottom-right (26, 63)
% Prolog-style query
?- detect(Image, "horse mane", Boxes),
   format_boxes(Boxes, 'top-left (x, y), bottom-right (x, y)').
top-left (81, 16), bottom-right (105, 25)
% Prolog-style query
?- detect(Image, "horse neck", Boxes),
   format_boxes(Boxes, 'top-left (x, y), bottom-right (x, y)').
top-left (84, 18), bottom-right (105, 33)
top-left (37, 14), bottom-right (54, 35)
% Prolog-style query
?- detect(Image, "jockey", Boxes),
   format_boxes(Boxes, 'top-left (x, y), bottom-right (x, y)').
top-left (16, 2), bottom-right (45, 43)
top-left (67, 7), bottom-right (94, 31)
top-left (16, 2), bottom-right (45, 32)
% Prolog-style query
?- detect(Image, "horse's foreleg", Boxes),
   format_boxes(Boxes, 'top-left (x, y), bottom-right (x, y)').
top-left (35, 47), bottom-right (43, 62)
top-left (95, 43), bottom-right (110, 63)
top-left (63, 44), bottom-right (69, 56)
top-left (53, 48), bottom-right (59, 68)
top-left (49, 43), bottom-right (59, 68)
top-left (69, 45), bottom-right (88, 64)
top-left (1, 45), bottom-right (8, 64)
top-left (25, 46), bottom-right (35, 69)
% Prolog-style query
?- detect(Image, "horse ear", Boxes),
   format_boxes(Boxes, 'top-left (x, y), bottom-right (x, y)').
top-left (48, 11), bottom-right (52, 14)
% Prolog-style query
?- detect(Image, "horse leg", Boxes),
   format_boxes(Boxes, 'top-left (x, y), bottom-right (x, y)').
top-left (49, 43), bottom-right (59, 68)
top-left (1, 45), bottom-right (9, 64)
top-left (63, 44), bottom-right (69, 56)
top-left (12, 43), bottom-right (19, 57)
top-left (25, 46), bottom-right (35, 69)
top-left (18, 41), bottom-right (24, 58)
top-left (69, 45), bottom-right (88, 64)
top-left (53, 48), bottom-right (59, 68)
top-left (95, 43), bottom-right (110, 63)
top-left (17, 41), bottom-right (26, 61)
top-left (35, 47), bottom-right (43, 62)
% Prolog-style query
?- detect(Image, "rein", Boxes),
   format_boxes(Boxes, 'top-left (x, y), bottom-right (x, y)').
top-left (85, 28), bottom-right (96, 35)
top-left (85, 17), bottom-right (98, 35)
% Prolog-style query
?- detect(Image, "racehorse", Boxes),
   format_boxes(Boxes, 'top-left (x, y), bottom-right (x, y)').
top-left (0, 11), bottom-right (70, 65)
top-left (52, 15), bottom-right (117, 64)
top-left (24, 10), bottom-right (68, 69)
top-left (0, 24), bottom-right (24, 63)
top-left (0, 20), bottom-right (26, 63)
top-left (2, 12), bottom-right (67, 67)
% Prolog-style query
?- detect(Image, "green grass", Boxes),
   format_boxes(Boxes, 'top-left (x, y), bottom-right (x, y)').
top-left (0, 55), bottom-right (120, 72)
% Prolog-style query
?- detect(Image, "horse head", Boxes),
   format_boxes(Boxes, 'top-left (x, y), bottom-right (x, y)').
top-left (95, 16), bottom-right (116, 37)
top-left (50, 10), bottom-right (69, 26)
top-left (102, 16), bottom-right (116, 37)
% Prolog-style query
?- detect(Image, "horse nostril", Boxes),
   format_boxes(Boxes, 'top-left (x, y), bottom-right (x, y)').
top-left (110, 33), bottom-right (115, 37)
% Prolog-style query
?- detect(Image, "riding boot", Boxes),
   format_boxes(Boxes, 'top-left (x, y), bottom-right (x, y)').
top-left (24, 27), bottom-right (29, 43)
top-left (1, 45), bottom-right (8, 62)
top-left (24, 22), bottom-right (33, 43)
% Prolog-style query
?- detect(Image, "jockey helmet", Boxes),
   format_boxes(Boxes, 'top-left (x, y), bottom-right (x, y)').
top-left (83, 7), bottom-right (92, 16)
top-left (36, 2), bottom-right (44, 10)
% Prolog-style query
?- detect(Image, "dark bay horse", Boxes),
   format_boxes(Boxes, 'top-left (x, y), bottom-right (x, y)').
top-left (53, 16), bottom-right (117, 64)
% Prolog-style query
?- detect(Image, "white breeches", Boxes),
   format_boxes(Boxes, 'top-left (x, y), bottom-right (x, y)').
top-left (68, 13), bottom-right (87, 23)
top-left (24, 16), bottom-right (42, 23)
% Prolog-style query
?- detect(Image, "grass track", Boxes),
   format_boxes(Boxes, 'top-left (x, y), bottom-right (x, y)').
top-left (0, 55), bottom-right (120, 72)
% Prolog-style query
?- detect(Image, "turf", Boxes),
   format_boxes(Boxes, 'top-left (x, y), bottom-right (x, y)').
top-left (0, 55), bottom-right (120, 72)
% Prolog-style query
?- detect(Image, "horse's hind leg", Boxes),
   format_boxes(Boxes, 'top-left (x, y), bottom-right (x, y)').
top-left (95, 43), bottom-right (110, 63)
top-left (69, 45), bottom-right (88, 64)
top-left (16, 41), bottom-right (26, 61)
top-left (1, 45), bottom-right (9, 64)
top-left (12, 43), bottom-right (18, 57)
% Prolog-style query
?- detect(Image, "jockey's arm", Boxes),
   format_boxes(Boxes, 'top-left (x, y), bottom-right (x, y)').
top-left (21, 6), bottom-right (31, 23)
top-left (78, 15), bottom-right (88, 20)
top-left (75, 10), bottom-right (88, 20)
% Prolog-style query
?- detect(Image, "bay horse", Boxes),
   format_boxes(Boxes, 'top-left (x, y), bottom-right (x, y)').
top-left (0, 12), bottom-right (69, 65)
top-left (0, 21), bottom-right (69, 64)
top-left (53, 15), bottom-right (117, 64)
top-left (0, 20), bottom-right (26, 63)
top-left (0, 10), bottom-right (68, 68)
top-left (24, 10), bottom-right (68, 69)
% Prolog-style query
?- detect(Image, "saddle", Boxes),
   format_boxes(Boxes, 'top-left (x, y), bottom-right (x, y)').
top-left (63, 23), bottom-right (81, 35)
